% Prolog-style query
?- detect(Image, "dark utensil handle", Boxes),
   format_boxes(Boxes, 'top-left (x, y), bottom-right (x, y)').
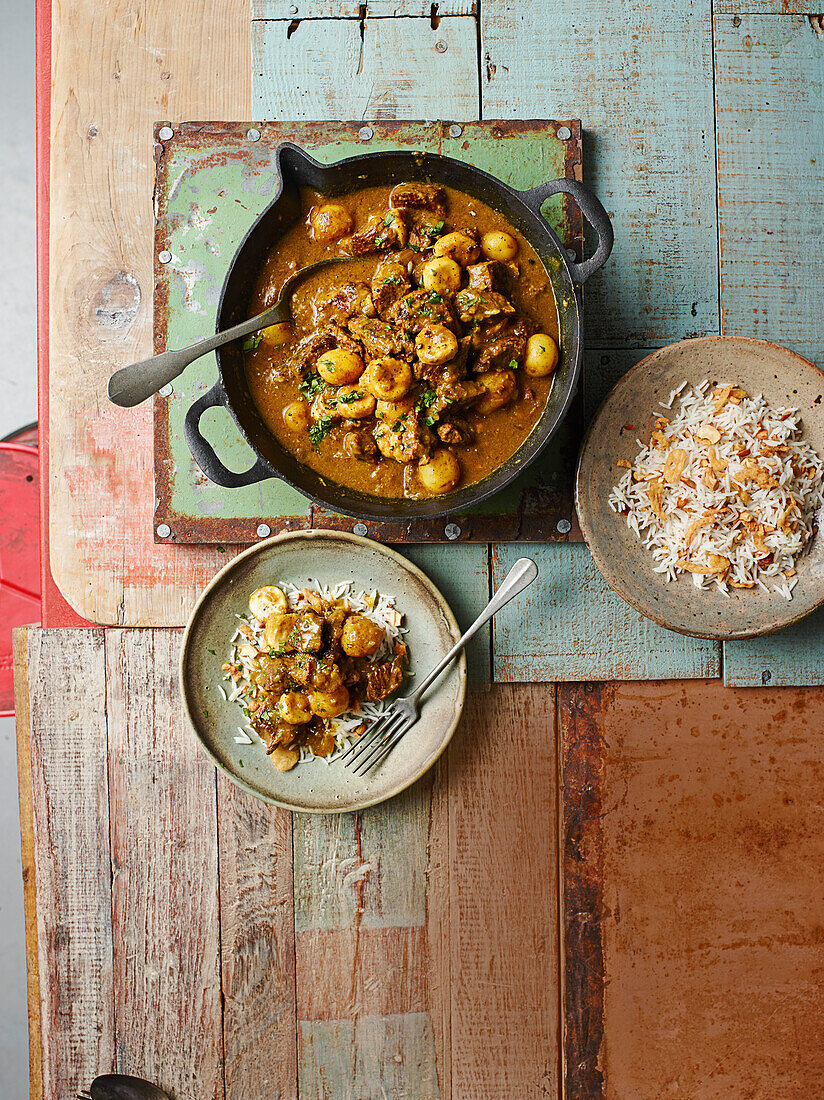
top-left (184, 381), bottom-right (276, 488)
top-left (519, 178), bottom-right (614, 285)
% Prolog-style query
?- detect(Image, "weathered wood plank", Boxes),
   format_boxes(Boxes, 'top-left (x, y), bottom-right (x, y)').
top-left (716, 13), bottom-right (824, 686)
top-left (252, 1), bottom-right (475, 15)
top-left (561, 680), bottom-right (824, 1095)
top-left (48, 0), bottom-right (250, 624)
top-left (216, 775), bottom-right (297, 1100)
top-left (13, 627), bottom-right (44, 1100)
top-left (252, 15), bottom-right (479, 120)
top-left (715, 1), bottom-right (820, 13)
top-left (481, 0), bottom-right (719, 349)
top-left (491, 543), bottom-right (721, 682)
top-left (25, 629), bottom-right (114, 1099)
top-left (447, 685), bottom-right (560, 1098)
top-left (105, 630), bottom-right (224, 1098)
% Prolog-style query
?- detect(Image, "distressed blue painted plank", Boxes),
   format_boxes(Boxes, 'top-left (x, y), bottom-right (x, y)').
top-left (252, 15), bottom-right (479, 120)
top-left (491, 543), bottom-right (721, 682)
top-left (717, 14), bottom-right (824, 686)
top-left (481, 0), bottom-right (719, 349)
top-left (253, 0), bottom-right (473, 15)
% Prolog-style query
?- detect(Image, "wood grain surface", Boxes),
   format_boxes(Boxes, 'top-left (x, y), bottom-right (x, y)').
top-left (19, 627), bottom-right (560, 1097)
top-left (252, 1), bottom-right (476, 16)
top-left (561, 679), bottom-right (824, 1097)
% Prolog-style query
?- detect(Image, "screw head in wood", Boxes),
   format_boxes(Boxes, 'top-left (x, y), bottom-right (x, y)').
top-left (158, 125), bottom-right (174, 141)
top-left (353, 523), bottom-right (368, 537)
top-left (557, 518), bottom-right (572, 533)
top-left (445, 523), bottom-right (461, 540)
top-left (156, 523), bottom-right (171, 538)
top-left (158, 250), bottom-right (172, 264)
top-left (557, 125), bottom-right (572, 141)
top-left (247, 128), bottom-right (261, 142)
top-left (257, 523), bottom-right (271, 538)
top-left (158, 384), bottom-right (173, 397)
top-left (358, 126), bottom-right (373, 141)
top-left (448, 124), bottom-right (463, 138)
top-left (435, 40), bottom-right (448, 53)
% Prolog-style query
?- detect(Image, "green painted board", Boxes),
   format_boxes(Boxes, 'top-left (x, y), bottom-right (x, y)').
top-left (491, 542), bottom-right (721, 682)
top-left (716, 15), bottom-right (824, 686)
top-left (153, 119), bottom-right (584, 545)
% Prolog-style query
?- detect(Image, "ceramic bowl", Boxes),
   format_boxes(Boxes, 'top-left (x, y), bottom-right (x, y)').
top-left (179, 530), bottom-right (466, 812)
top-left (576, 337), bottom-right (824, 640)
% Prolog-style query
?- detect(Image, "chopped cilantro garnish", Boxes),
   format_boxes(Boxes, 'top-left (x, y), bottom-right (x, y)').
top-left (374, 236), bottom-right (386, 247)
top-left (508, 359), bottom-right (519, 370)
top-left (382, 275), bottom-right (403, 285)
top-left (299, 372), bottom-right (325, 400)
top-left (383, 213), bottom-right (394, 226)
top-left (242, 333), bottom-right (263, 352)
top-left (338, 389), bottom-right (364, 404)
top-left (415, 389), bottom-right (438, 416)
top-left (424, 416), bottom-right (436, 427)
top-left (207, 648), bottom-right (216, 656)
top-left (308, 415), bottom-right (334, 449)
top-left (427, 291), bottom-right (443, 303)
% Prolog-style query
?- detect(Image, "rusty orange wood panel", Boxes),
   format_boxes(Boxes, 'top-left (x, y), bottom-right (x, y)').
top-left (561, 679), bottom-right (824, 1097)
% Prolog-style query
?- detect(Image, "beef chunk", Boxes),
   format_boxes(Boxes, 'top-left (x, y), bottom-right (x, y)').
top-left (365, 656), bottom-right (405, 701)
top-left (374, 413), bottom-right (434, 464)
top-left (292, 324), bottom-right (363, 377)
top-left (342, 210), bottom-right (408, 256)
top-left (437, 417), bottom-right (475, 446)
top-left (387, 289), bottom-right (458, 336)
top-left (343, 429), bottom-right (378, 459)
top-left (389, 182), bottom-right (447, 214)
top-left (312, 282), bottom-right (375, 327)
top-left (454, 289), bottom-right (516, 324)
top-left (371, 259), bottom-right (412, 318)
top-left (466, 260), bottom-right (508, 293)
top-left (472, 316), bottom-right (532, 373)
top-left (347, 316), bottom-right (415, 361)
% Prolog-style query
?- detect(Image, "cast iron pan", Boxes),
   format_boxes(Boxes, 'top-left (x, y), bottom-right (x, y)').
top-left (184, 142), bottom-right (613, 521)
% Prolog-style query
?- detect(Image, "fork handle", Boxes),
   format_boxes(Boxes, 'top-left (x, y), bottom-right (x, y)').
top-left (411, 557), bottom-right (538, 703)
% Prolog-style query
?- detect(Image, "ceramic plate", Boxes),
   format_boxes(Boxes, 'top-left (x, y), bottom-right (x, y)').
top-left (180, 530), bottom-right (466, 812)
top-left (576, 337), bottom-right (824, 640)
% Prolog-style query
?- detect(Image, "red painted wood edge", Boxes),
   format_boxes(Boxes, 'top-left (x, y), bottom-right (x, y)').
top-left (36, 0), bottom-right (90, 628)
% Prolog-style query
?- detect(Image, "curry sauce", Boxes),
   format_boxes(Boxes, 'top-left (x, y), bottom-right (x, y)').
top-left (245, 182), bottom-right (560, 499)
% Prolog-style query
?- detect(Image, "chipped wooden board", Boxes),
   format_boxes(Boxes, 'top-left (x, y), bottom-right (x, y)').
top-left (47, 0), bottom-right (251, 625)
top-left (252, 1), bottom-right (476, 16)
top-left (481, 0), bottom-right (719, 350)
top-left (716, 13), bottom-right (824, 686)
top-left (491, 543), bottom-right (721, 682)
top-left (561, 679), bottom-right (824, 1096)
top-left (252, 15), bottom-right (479, 119)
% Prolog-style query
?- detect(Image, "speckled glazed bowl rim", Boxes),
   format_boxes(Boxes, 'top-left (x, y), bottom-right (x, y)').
top-left (179, 529), bottom-right (467, 812)
top-left (576, 336), bottom-right (824, 640)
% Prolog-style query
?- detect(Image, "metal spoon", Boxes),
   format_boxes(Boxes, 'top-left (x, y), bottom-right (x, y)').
top-left (106, 257), bottom-right (346, 408)
top-left (77, 1073), bottom-right (171, 1100)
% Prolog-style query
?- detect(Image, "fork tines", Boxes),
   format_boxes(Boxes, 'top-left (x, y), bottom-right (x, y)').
top-left (339, 710), bottom-right (408, 774)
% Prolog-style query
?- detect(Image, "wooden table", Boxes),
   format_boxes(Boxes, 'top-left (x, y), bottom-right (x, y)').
top-left (21, 0), bottom-right (824, 1096)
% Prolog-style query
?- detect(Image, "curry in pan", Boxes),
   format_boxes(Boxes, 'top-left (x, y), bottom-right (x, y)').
top-left (244, 182), bottom-right (560, 499)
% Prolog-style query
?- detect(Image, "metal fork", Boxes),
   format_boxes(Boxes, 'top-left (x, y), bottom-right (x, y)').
top-left (340, 557), bottom-right (538, 774)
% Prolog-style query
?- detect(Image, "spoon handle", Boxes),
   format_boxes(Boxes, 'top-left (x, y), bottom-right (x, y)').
top-left (106, 308), bottom-right (280, 408)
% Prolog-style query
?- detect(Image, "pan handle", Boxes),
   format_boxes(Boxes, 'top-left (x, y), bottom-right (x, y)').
top-left (184, 380), bottom-right (277, 488)
top-left (518, 178), bottom-right (614, 286)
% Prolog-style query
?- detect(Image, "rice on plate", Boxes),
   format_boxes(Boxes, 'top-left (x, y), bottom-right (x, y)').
top-left (222, 578), bottom-right (408, 770)
top-left (608, 379), bottom-right (824, 599)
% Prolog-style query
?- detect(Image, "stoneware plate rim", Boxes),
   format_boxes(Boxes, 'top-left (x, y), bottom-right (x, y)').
top-left (180, 529), bottom-right (467, 812)
top-left (576, 336), bottom-right (824, 640)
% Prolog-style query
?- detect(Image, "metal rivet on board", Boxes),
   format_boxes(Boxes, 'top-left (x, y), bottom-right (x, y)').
top-left (247, 128), bottom-right (261, 142)
top-left (444, 523), bottom-right (461, 540)
top-left (358, 126), bottom-right (374, 141)
top-left (435, 40), bottom-right (448, 53)
top-left (158, 250), bottom-right (172, 264)
top-left (557, 518), bottom-right (572, 534)
top-left (762, 669), bottom-right (772, 685)
top-left (158, 384), bottom-right (173, 397)
top-left (448, 124), bottom-right (463, 138)
top-left (156, 523), bottom-right (171, 538)
top-left (257, 523), bottom-right (271, 538)
top-left (158, 126), bottom-right (174, 141)
top-left (290, 3), bottom-right (298, 10)
top-left (353, 523), bottom-right (368, 537)
top-left (566, 248), bottom-right (577, 260)
top-left (732, 14), bottom-right (741, 25)
top-left (557, 125), bottom-right (572, 141)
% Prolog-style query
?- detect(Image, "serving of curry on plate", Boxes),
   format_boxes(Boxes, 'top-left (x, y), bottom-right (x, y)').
top-left (243, 181), bottom-right (560, 499)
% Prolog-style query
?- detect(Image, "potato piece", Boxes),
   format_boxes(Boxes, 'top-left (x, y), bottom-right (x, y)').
top-left (316, 348), bottom-right (365, 385)
top-left (264, 612), bottom-right (297, 653)
top-left (270, 747), bottom-right (300, 772)
top-left (258, 321), bottom-right (293, 349)
top-left (360, 357), bottom-right (414, 401)
top-left (415, 323), bottom-right (459, 366)
top-left (476, 368), bottom-right (517, 414)
top-left (309, 203), bottom-right (353, 243)
top-left (309, 685), bottom-right (351, 719)
top-left (333, 385), bottom-right (377, 419)
top-left (433, 230), bottom-right (480, 266)
top-left (523, 334), bottom-right (559, 377)
top-left (277, 690), bottom-right (313, 725)
top-left (418, 448), bottom-right (462, 494)
top-left (283, 400), bottom-right (311, 432)
top-left (421, 256), bottom-right (462, 296)
top-left (249, 585), bottom-right (288, 621)
top-left (341, 613), bottom-right (385, 657)
top-left (375, 395), bottom-right (416, 422)
top-left (481, 230), bottom-right (519, 262)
